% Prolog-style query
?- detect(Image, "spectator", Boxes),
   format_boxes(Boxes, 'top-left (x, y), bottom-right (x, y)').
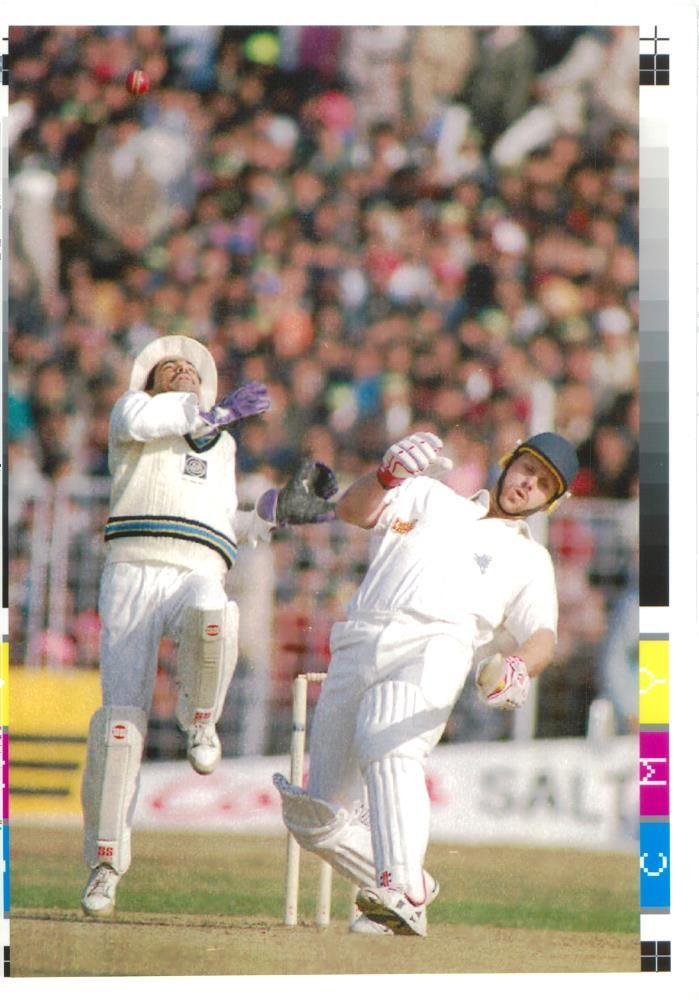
top-left (577, 420), bottom-right (638, 499)
top-left (341, 27), bottom-right (410, 138)
top-left (463, 27), bottom-right (538, 152)
top-left (10, 153), bottom-right (59, 309)
top-left (29, 361), bottom-right (86, 477)
top-left (597, 577), bottom-right (639, 733)
top-left (407, 27), bottom-right (475, 131)
top-left (81, 111), bottom-right (168, 260)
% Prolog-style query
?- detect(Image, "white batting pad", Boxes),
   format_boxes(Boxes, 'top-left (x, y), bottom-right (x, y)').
top-left (81, 706), bottom-right (147, 874)
top-left (364, 755), bottom-right (431, 902)
top-left (355, 680), bottom-right (448, 899)
top-left (176, 601), bottom-right (239, 728)
top-left (355, 679), bottom-right (450, 769)
top-left (273, 773), bottom-right (376, 886)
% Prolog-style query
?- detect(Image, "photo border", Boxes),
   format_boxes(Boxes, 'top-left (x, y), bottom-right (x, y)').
top-left (1, 5), bottom-right (697, 995)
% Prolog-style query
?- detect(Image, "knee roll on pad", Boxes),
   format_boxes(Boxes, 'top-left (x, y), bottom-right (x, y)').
top-left (81, 706), bottom-right (147, 875)
top-left (275, 775), bottom-right (341, 840)
top-left (176, 601), bottom-right (239, 728)
top-left (274, 774), bottom-right (375, 886)
top-left (355, 680), bottom-right (450, 770)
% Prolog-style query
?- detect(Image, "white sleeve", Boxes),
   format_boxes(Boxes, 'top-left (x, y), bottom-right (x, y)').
top-left (111, 390), bottom-right (209, 442)
top-left (503, 545), bottom-right (559, 644)
top-left (373, 477), bottom-right (429, 532)
top-left (233, 508), bottom-right (274, 548)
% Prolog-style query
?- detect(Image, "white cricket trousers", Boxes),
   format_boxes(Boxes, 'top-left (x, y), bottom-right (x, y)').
top-left (98, 561), bottom-right (228, 712)
top-left (82, 561), bottom-right (230, 875)
top-left (307, 612), bottom-right (476, 899)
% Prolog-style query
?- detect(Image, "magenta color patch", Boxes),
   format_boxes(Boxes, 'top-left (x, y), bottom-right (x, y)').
top-left (640, 731), bottom-right (670, 816)
top-left (2, 732), bottom-right (8, 818)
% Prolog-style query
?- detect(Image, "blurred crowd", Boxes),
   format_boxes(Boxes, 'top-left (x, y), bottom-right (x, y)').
top-left (8, 25), bottom-right (640, 745)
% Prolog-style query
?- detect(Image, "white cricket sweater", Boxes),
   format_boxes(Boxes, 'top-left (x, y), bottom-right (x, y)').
top-left (104, 390), bottom-right (242, 576)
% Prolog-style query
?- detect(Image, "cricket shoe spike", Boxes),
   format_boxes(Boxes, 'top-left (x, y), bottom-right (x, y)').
top-left (356, 886), bottom-right (428, 937)
top-left (81, 864), bottom-right (121, 918)
top-left (187, 722), bottom-right (221, 774)
top-left (350, 873), bottom-right (439, 935)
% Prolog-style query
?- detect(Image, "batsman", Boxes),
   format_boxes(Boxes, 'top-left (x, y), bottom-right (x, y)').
top-left (81, 334), bottom-right (336, 918)
top-left (275, 428), bottom-right (578, 936)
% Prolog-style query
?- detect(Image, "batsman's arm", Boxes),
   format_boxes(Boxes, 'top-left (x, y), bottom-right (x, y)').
top-left (337, 431), bottom-right (452, 528)
top-left (512, 627), bottom-right (556, 678)
top-left (335, 473), bottom-right (390, 529)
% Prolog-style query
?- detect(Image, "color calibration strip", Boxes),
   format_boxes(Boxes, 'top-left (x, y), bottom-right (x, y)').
top-left (639, 637), bottom-right (670, 968)
top-left (1, 25), bottom-right (8, 978)
top-left (1, 633), bottom-right (8, 979)
top-left (638, 24), bottom-right (671, 973)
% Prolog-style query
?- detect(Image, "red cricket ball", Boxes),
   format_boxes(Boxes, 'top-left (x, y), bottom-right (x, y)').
top-left (126, 69), bottom-right (150, 96)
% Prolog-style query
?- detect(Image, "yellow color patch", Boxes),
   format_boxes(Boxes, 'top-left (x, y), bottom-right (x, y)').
top-left (9, 669), bottom-right (102, 817)
top-left (1, 642), bottom-right (8, 728)
top-left (639, 640), bottom-right (669, 725)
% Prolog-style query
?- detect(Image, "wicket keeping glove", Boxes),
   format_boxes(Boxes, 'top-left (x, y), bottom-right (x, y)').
top-left (377, 432), bottom-right (453, 489)
top-left (200, 381), bottom-right (271, 428)
top-left (256, 458), bottom-right (338, 526)
top-left (476, 654), bottom-right (530, 711)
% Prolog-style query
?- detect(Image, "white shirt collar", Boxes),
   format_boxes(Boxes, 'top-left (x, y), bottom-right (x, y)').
top-left (471, 489), bottom-right (491, 510)
top-left (468, 489), bottom-right (534, 538)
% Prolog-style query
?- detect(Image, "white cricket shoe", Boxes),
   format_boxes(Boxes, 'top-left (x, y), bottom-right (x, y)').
top-left (350, 874), bottom-right (439, 936)
top-left (81, 864), bottom-right (120, 918)
top-left (187, 723), bottom-right (221, 774)
top-left (356, 886), bottom-right (428, 937)
top-left (423, 873), bottom-right (440, 907)
top-left (350, 913), bottom-right (394, 935)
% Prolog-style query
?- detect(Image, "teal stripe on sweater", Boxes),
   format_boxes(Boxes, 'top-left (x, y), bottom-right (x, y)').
top-left (105, 516), bottom-right (237, 567)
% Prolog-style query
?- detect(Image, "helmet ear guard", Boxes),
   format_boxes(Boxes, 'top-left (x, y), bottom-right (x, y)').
top-left (544, 490), bottom-right (572, 514)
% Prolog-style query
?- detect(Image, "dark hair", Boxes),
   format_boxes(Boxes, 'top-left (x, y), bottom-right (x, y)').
top-left (144, 365), bottom-right (158, 391)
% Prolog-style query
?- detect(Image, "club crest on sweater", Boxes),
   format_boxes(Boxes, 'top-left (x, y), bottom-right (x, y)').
top-left (474, 553), bottom-right (492, 574)
top-left (184, 454), bottom-right (208, 480)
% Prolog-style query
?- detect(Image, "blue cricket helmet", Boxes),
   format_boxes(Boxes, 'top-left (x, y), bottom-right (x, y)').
top-left (513, 432), bottom-right (579, 498)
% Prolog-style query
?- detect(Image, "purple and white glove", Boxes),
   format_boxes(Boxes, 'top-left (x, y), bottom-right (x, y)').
top-left (200, 382), bottom-right (271, 429)
top-left (377, 432), bottom-right (453, 490)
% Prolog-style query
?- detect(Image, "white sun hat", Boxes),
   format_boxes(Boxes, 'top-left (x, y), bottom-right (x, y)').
top-left (129, 335), bottom-right (218, 408)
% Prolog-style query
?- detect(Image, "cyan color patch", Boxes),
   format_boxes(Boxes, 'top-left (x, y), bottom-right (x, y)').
top-left (639, 730), bottom-right (669, 816)
top-left (1, 824), bottom-right (8, 917)
top-left (640, 821), bottom-right (670, 910)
